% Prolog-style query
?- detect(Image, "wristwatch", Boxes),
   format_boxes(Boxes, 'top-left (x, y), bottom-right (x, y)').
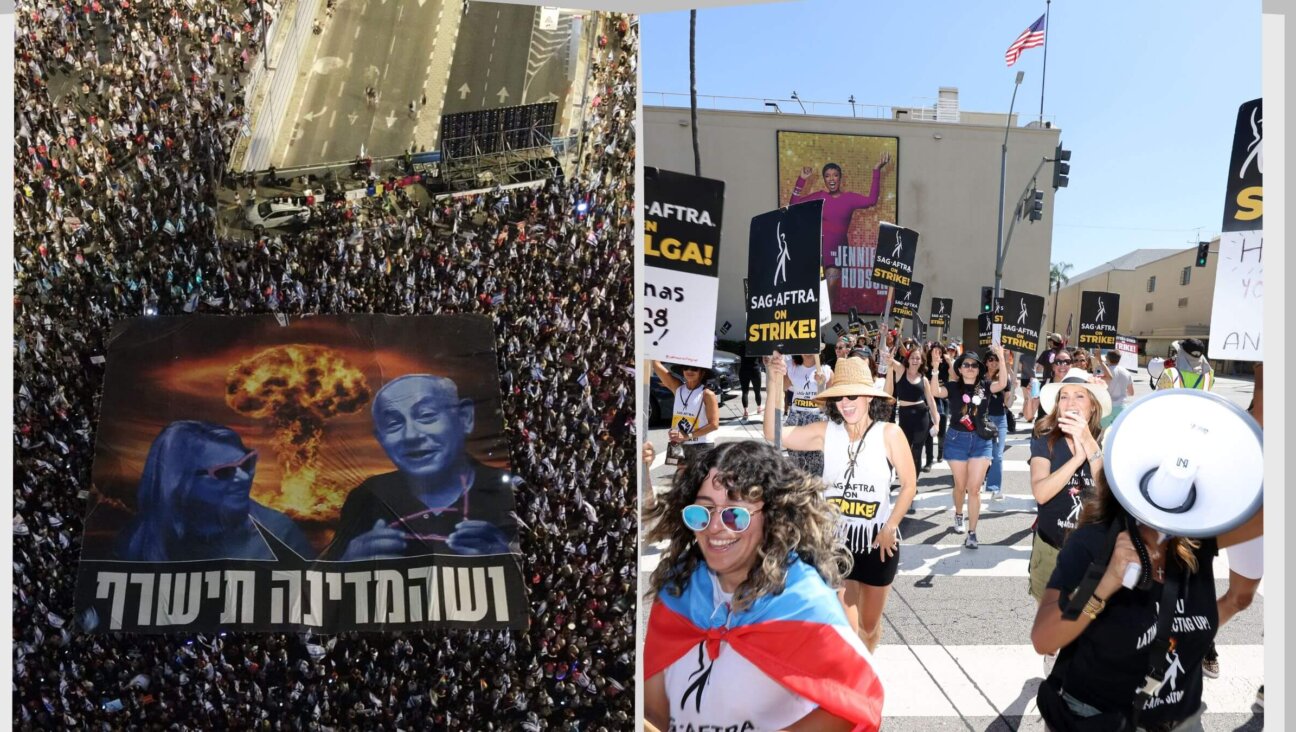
top-left (1088, 447), bottom-right (1103, 461)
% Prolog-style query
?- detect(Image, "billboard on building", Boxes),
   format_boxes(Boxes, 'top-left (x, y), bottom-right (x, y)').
top-left (776, 131), bottom-right (900, 315)
top-left (74, 315), bottom-right (527, 634)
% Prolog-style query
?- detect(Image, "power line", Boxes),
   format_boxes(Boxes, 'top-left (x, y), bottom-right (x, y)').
top-left (1055, 223), bottom-right (1209, 233)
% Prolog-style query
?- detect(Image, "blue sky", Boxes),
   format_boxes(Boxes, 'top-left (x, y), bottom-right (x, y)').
top-left (641, 0), bottom-right (1261, 278)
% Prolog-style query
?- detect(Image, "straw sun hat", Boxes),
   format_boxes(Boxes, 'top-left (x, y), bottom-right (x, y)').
top-left (1039, 368), bottom-right (1113, 418)
top-left (814, 357), bottom-right (893, 402)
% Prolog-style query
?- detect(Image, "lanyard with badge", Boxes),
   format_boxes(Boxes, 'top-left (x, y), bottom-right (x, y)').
top-left (666, 384), bottom-right (704, 466)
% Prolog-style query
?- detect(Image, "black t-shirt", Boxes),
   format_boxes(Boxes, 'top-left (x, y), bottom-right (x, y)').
top-left (1030, 434), bottom-right (1095, 548)
top-left (1047, 524), bottom-right (1219, 724)
top-left (323, 461), bottom-right (518, 560)
top-left (986, 372), bottom-right (1013, 417)
top-left (946, 379), bottom-right (991, 432)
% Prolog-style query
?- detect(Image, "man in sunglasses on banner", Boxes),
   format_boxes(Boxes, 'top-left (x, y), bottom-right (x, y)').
top-left (324, 375), bottom-right (518, 561)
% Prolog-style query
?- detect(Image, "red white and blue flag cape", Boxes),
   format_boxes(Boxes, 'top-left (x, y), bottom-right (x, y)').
top-left (645, 557), bottom-right (885, 730)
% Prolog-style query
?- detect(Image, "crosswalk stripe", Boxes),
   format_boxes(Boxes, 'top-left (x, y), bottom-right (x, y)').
top-left (872, 644), bottom-right (1264, 716)
top-left (641, 543), bottom-right (1261, 595)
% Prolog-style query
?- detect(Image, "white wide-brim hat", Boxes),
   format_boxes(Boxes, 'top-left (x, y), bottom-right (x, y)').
top-left (1039, 368), bottom-right (1113, 418)
top-left (814, 357), bottom-right (893, 401)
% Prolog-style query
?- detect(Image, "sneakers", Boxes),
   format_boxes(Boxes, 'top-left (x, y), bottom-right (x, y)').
top-left (965, 531), bottom-right (979, 549)
top-left (742, 408), bottom-right (750, 420)
top-left (992, 491), bottom-right (1005, 502)
top-left (1202, 646), bottom-right (1220, 679)
top-left (954, 514), bottom-right (966, 534)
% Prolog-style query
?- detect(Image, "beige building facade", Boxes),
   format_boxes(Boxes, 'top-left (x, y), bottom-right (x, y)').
top-left (644, 94), bottom-right (1061, 346)
top-left (1044, 239), bottom-right (1234, 369)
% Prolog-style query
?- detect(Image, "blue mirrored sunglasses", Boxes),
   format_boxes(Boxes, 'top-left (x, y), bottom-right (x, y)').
top-left (681, 504), bottom-right (762, 533)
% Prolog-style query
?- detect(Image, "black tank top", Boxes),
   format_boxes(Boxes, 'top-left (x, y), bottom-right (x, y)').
top-left (895, 373), bottom-right (926, 404)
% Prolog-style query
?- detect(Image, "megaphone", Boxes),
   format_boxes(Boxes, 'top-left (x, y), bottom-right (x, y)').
top-left (1103, 389), bottom-right (1263, 586)
top-left (1146, 357), bottom-right (1165, 381)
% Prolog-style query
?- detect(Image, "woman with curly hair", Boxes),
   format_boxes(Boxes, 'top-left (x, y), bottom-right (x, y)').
top-left (764, 355), bottom-right (918, 652)
top-left (1031, 463), bottom-right (1262, 731)
top-left (643, 441), bottom-right (885, 732)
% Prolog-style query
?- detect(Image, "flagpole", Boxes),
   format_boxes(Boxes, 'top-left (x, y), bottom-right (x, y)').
top-left (1039, 0), bottom-right (1051, 124)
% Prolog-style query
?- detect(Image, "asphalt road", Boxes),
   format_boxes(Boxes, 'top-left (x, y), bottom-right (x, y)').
top-left (641, 370), bottom-right (1265, 731)
top-left (441, 2), bottom-right (573, 116)
top-left (280, 0), bottom-right (447, 166)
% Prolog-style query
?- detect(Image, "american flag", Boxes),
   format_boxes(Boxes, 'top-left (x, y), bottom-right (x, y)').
top-left (1005, 15), bottom-right (1046, 67)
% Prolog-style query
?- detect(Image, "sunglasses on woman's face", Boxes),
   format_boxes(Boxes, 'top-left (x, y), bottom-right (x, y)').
top-left (827, 394), bottom-right (867, 404)
top-left (682, 504), bottom-right (762, 533)
top-left (1054, 359), bottom-right (1072, 366)
top-left (196, 450), bottom-right (258, 480)
top-left (959, 363), bottom-right (980, 370)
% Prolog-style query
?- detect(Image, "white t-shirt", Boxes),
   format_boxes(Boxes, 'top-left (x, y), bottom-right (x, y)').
top-left (822, 420), bottom-right (895, 554)
top-left (1106, 367), bottom-right (1134, 407)
top-left (663, 581), bottom-right (818, 730)
top-left (786, 359), bottom-right (826, 414)
top-left (671, 384), bottom-right (712, 445)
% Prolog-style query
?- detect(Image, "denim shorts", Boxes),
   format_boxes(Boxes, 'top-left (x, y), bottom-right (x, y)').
top-left (943, 428), bottom-right (993, 461)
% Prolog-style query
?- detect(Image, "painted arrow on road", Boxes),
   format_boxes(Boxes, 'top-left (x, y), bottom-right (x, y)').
top-left (302, 108), bottom-right (327, 122)
top-left (348, 112), bottom-right (359, 125)
top-left (536, 92), bottom-right (559, 104)
top-left (496, 87), bottom-right (510, 103)
top-left (458, 83), bottom-right (470, 100)
top-left (386, 112), bottom-right (398, 128)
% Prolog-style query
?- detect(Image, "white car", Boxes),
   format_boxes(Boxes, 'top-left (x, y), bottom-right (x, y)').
top-left (245, 200), bottom-right (311, 230)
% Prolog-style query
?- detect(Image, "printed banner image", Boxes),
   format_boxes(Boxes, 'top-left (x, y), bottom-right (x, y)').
top-left (746, 201), bottom-right (824, 356)
top-left (891, 281), bottom-right (923, 320)
top-left (777, 131), bottom-right (899, 314)
top-left (644, 168), bottom-right (727, 367)
top-left (74, 315), bottom-right (527, 633)
top-left (1078, 291), bottom-right (1119, 349)
top-left (929, 298), bottom-right (952, 329)
top-left (998, 289), bottom-right (1045, 355)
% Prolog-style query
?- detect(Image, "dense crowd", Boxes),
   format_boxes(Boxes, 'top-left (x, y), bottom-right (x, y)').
top-left (13, 1), bottom-right (639, 727)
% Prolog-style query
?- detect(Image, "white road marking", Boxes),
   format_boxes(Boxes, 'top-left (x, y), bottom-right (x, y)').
top-left (320, 140), bottom-right (328, 157)
top-left (329, 110), bottom-right (336, 127)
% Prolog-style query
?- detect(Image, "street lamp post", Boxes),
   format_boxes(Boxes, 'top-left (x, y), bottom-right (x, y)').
top-left (994, 71), bottom-right (1025, 303)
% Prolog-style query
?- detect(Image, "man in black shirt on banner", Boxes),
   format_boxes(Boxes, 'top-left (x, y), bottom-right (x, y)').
top-left (324, 375), bottom-right (517, 561)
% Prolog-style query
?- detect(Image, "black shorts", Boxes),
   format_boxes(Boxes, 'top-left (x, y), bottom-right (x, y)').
top-left (846, 545), bottom-right (900, 587)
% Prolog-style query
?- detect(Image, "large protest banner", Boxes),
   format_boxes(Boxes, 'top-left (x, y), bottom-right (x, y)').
top-left (929, 298), bottom-right (952, 329)
top-left (1078, 291), bottom-right (1119, 349)
top-left (747, 201), bottom-right (824, 355)
top-left (644, 168), bottom-right (726, 367)
top-left (776, 131), bottom-right (899, 314)
top-left (1209, 99), bottom-right (1263, 361)
top-left (75, 315), bottom-right (527, 633)
top-left (891, 281), bottom-right (923, 320)
top-left (999, 289), bottom-right (1046, 355)
top-left (977, 313), bottom-right (994, 350)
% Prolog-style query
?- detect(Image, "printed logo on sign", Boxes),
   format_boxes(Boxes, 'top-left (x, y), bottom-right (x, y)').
top-left (774, 222), bottom-right (791, 287)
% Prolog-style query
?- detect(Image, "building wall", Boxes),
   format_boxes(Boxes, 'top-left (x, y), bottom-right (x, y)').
top-left (644, 106), bottom-right (1061, 342)
top-left (1045, 240), bottom-right (1222, 365)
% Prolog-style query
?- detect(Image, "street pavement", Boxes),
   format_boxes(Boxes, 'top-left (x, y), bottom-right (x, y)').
top-left (641, 369), bottom-right (1264, 730)
top-left (275, 0), bottom-right (452, 167)
top-left (442, 2), bottom-right (536, 115)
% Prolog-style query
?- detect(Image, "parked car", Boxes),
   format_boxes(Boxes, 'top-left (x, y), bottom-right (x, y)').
top-left (245, 200), bottom-right (311, 231)
top-left (647, 350), bottom-right (741, 427)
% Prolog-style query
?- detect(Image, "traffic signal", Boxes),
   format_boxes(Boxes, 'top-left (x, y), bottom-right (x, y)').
top-left (1028, 190), bottom-right (1045, 222)
top-left (1053, 144), bottom-right (1071, 189)
top-left (980, 286), bottom-right (994, 313)
top-left (1196, 241), bottom-right (1210, 267)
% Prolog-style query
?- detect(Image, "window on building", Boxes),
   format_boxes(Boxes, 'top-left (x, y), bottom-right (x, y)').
top-left (1178, 297), bottom-right (1189, 308)
top-left (1147, 276), bottom-right (1157, 292)
top-left (1145, 302), bottom-right (1154, 312)
top-left (1181, 267), bottom-right (1191, 286)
